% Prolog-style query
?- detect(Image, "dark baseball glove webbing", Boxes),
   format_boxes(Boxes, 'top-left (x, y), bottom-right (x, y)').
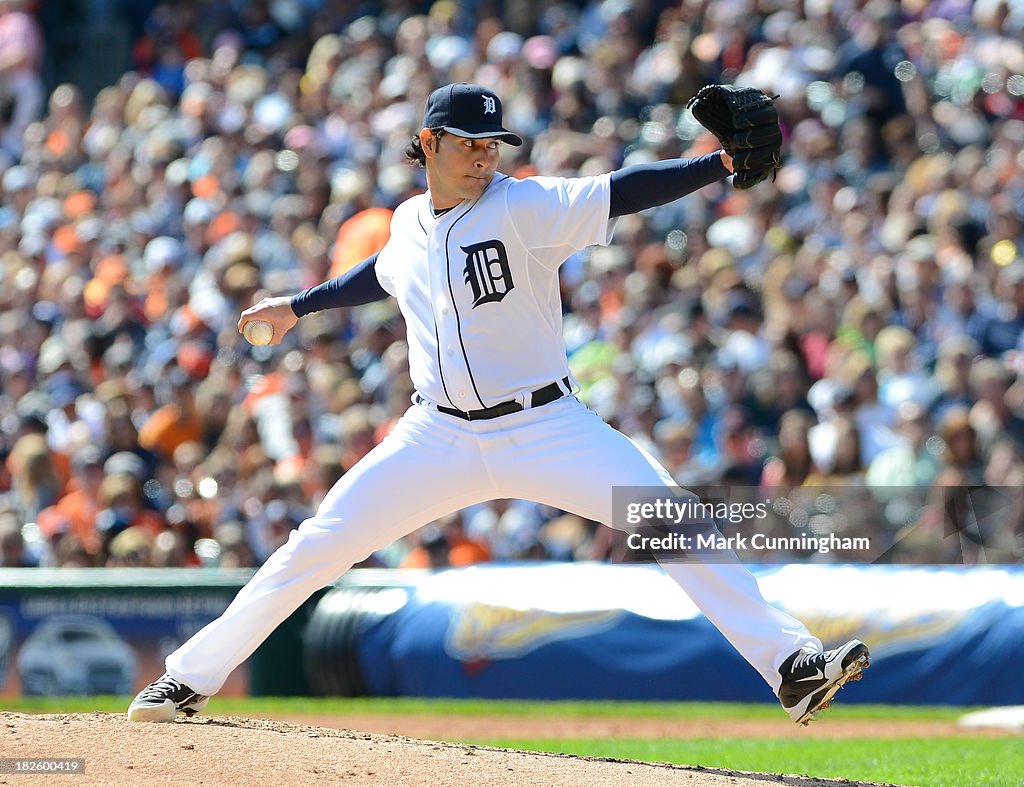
top-left (687, 85), bottom-right (782, 190)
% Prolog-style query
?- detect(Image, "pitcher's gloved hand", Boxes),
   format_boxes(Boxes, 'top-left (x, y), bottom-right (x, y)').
top-left (687, 85), bottom-right (783, 190)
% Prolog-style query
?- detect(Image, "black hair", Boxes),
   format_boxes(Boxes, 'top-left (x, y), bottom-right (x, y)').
top-left (404, 128), bottom-right (446, 167)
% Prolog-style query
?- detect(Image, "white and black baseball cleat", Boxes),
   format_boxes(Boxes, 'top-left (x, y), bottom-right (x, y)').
top-left (778, 640), bottom-right (870, 726)
top-left (127, 673), bottom-right (209, 723)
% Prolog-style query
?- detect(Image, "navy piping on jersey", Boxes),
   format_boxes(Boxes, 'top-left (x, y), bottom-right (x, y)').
top-left (432, 319), bottom-right (456, 409)
top-left (441, 174), bottom-right (513, 409)
top-left (444, 202), bottom-right (487, 409)
top-left (419, 203), bottom-right (456, 409)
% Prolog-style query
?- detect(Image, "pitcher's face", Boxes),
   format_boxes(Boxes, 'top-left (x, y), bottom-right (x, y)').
top-left (423, 131), bottom-right (502, 208)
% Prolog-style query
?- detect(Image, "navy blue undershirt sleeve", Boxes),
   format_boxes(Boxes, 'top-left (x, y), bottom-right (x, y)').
top-left (289, 253), bottom-right (388, 317)
top-left (609, 152), bottom-right (729, 218)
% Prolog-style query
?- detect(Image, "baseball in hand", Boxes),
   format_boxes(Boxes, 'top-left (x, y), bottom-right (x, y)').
top-left (243, 319), bottom-right (275, 346)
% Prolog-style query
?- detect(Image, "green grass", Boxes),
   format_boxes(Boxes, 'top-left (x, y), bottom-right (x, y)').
top-left (0, 695), bottom-right (978, 722)
top-left (466, 737), bottom-right (1024, 787)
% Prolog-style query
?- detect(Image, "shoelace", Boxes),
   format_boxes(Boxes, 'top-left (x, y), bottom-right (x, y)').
top-left (138, 675), bottom-right (186, 700)
top-left (791, 651), bottom-right (823, 671)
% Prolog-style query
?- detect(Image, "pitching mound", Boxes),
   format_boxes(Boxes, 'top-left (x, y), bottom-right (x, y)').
top-left (0, 712), bottom-right (887, 787)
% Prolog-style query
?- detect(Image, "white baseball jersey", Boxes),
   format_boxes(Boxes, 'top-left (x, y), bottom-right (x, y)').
top-left (374, 173), bottom-right (616, 409)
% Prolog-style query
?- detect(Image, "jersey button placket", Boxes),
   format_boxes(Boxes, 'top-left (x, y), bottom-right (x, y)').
top-left (428, 222), bottom-right (466, 408)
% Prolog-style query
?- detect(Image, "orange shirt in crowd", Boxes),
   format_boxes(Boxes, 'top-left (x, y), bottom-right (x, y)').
top-left (138, 405), bottom-right (204, 460)
top-left (400, 536), bottom-right (491, 569)
top-left (53, 483), bottom-right (101, 553)
top-left (330, 207), bottom-right (393, 278)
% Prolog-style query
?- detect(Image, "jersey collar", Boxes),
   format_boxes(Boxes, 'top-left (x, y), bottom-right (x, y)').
top-left (424, 173), bottom-right (502, 221)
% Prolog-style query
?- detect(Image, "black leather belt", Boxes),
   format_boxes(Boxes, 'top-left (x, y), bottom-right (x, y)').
top-left (434, 377), bottom-right (571, 421)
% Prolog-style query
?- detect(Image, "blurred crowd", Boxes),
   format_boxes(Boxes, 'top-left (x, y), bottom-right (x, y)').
top-left (1, 0), bottom-right (1023, 571)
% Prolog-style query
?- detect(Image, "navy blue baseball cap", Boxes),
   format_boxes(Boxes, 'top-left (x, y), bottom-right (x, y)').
top-left (423, 83), bottom-right (523, 146)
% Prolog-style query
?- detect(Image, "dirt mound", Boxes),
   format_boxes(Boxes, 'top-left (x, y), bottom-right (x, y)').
top-left (0, 712), bottom-right (892, 787)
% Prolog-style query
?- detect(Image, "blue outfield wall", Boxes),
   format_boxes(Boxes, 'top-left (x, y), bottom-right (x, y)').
top-left (332, 564), bottom-right (1024, 705)
top-left (1, 564), bottom-right (1020, 703)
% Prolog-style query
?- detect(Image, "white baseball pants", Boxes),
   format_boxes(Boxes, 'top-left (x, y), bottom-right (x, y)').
top-left (166, 396), bottom-right (818, 696)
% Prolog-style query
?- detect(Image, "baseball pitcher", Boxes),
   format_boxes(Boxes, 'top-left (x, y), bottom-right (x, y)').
top-left (129, 83), bottom-right (868, 726)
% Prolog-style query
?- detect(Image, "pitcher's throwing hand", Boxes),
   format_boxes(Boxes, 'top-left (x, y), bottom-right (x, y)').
top-left (237, 296), bottom-right (298, 347)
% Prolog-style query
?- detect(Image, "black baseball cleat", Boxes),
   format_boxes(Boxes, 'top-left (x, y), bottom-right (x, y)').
top-left (778, 640), bottom-right (870, 725)
top-left (127, 673), bottom-right (209, 723)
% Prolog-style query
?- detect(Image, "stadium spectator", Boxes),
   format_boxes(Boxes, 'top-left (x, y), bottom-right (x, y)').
top-left (805, 416), bottom-right (865, 486)
top-left (0, 510), bottom-right (32, 566)
top-left (761, 410), bottom-right (816, 490)
top-left (401, 512), bottom-right (491, 568)
top-left (866, 402), bottom-right (941, 496)
top-left (969, 358), bottom-right (1024, 455)
top-left (6, 433), bottom-right (60, 524)
top-left (935, 406), bottom-right (985, 485)
top-left (0, 0), bottom-right (44, 157)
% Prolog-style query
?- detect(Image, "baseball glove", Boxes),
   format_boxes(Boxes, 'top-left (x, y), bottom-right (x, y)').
top-left (687, 85), bottom-right (782, 190)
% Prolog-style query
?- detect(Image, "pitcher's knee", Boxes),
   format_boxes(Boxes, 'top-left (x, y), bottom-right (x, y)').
top-left (276, 516), bottom-right (383, 564)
